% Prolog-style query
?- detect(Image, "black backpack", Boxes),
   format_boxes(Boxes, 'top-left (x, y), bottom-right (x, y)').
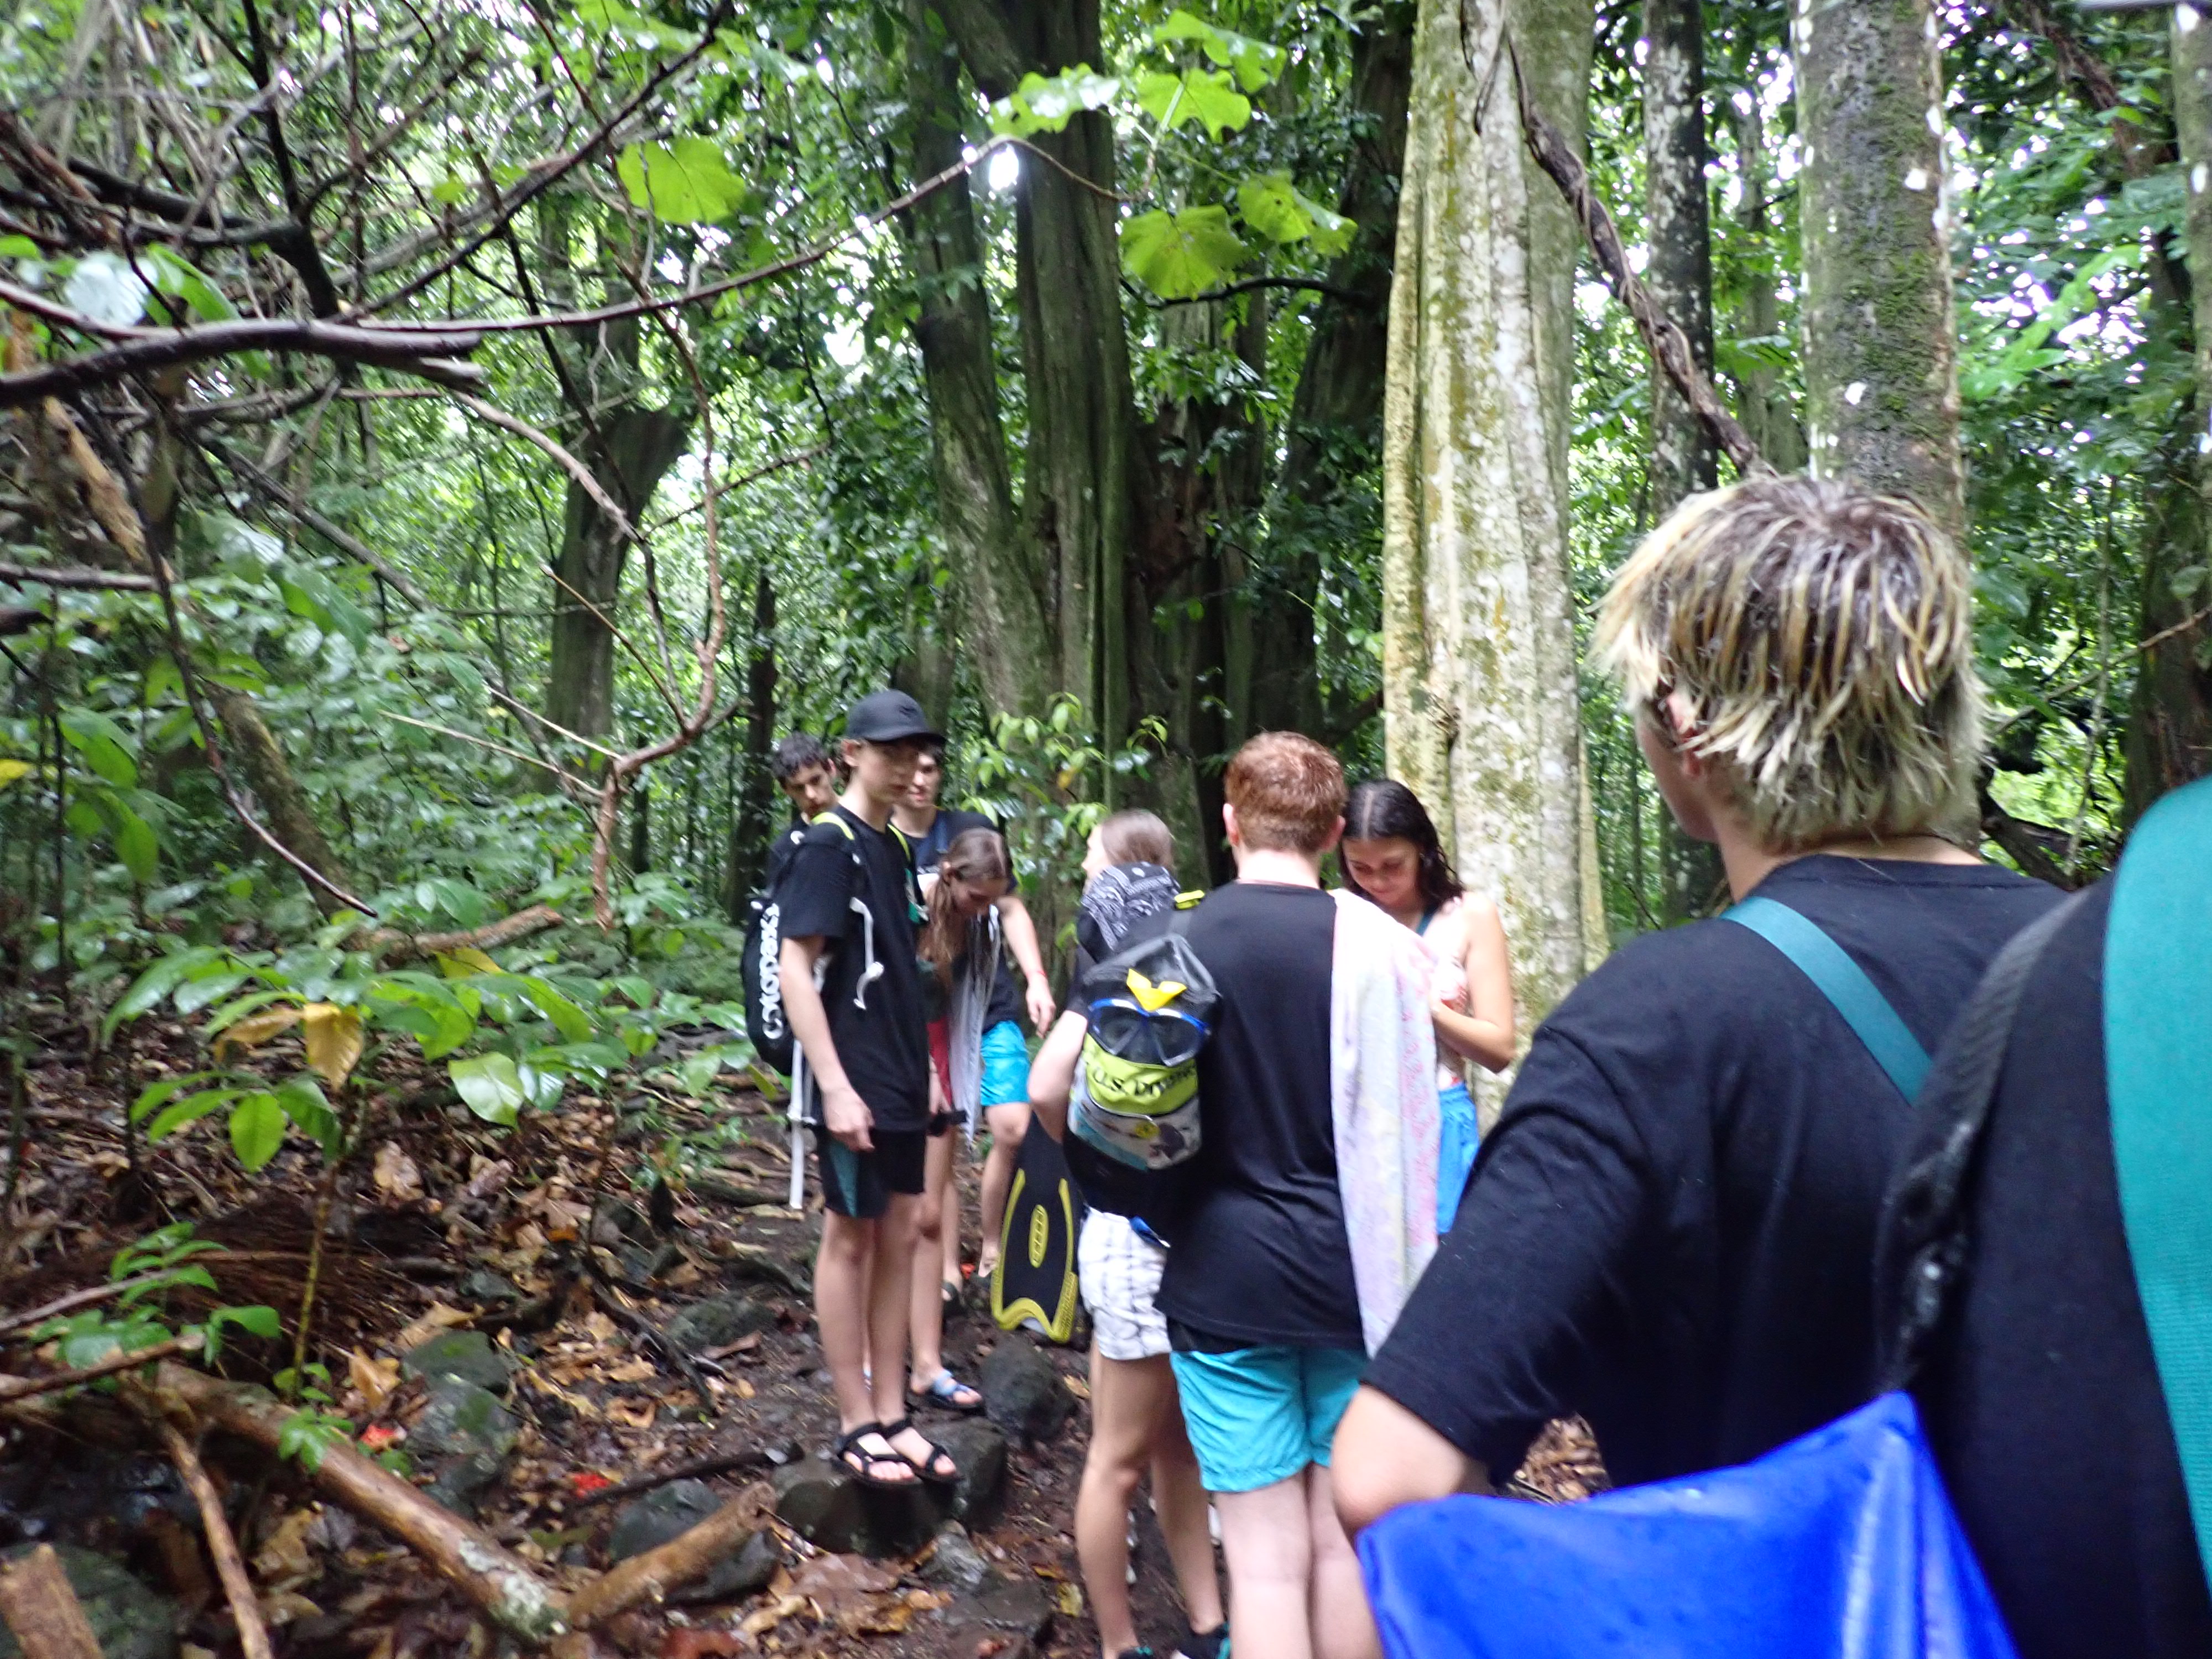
top-left (741, 812), bottom-right (907, 1076)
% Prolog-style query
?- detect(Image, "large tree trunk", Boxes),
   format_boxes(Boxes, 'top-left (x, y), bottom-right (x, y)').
top-left (721, 572), bottom-right (777, 920)
top-left (900, 4), bottom-right (1055, 718)
top-left (1792, 0), bottom-right (1964, 541)
top-left (1641, 0), bottom-right (1726, 924)
top-left (2132, 3), bottom-right (2212, 815)
top-left (1381, 0), bottom-right (1601, 1072)
top-left (543, 405), bottom-right (687, 744)
top-left (1726, 96), bottom-right (1807, 475)
top-left (1243, 7), bottom-right (1416, 743)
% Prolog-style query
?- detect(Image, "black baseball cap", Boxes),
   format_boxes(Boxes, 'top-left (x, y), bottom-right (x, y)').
top-left (843, 689), bottom-right (943, 746)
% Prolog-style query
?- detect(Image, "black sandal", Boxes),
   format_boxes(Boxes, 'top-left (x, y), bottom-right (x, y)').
top-left (880, 1416), bottom-right (959, 1485)
top-left (833, 1423), bottom-right (920, 1489)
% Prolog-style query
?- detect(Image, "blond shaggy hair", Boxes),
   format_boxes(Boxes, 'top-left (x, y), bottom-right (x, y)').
top-left (1594, 476), bottom-right (1983, 851)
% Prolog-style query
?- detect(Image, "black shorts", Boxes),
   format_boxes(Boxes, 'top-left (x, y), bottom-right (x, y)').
top-left (816, 1128), bottom-right (927, 1218)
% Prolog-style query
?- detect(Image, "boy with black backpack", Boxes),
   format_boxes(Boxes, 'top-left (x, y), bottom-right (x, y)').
top-left (776, 690), bottom-right (960, 1490)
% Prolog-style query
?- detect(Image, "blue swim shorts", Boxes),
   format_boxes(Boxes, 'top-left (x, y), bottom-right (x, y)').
top-left (1171, 1345), bottom-right (1368, 1493)
top-left (979, 1019), bottom-right (1030, 1108)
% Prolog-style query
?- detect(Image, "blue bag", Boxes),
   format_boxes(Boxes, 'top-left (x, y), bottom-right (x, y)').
top-left (1359, 1391), bottom-right (2017, 1659)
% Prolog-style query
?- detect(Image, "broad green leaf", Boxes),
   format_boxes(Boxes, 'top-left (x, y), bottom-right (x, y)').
top-left (276, 1076), bottom-right (341, 1156)
top-left (148, 1088), bottom-right (242, 1141)
top-left (992, 65), bottom-right (1120, 135)
top-left (521, 977), bottom-right (594, 1042)
top-left (108, 948), bottom-right (222, 1037)
top-left (144, 246), bottom-right (237, 321)
top-left (63, 252), bottom-right (147, 327)
top-left (0, 235), bottom-right (38, 259)
top-left (0, 759), bottom-right (30, 790)
top-left (109, 801), bottom-right (159, 883)
top-left (1152, 10), bottom-right (1286, 92)
top-left (437, 947), bottom-right (504, 977)
top-left (1237, 173), bottom-right (1312, 244)
top-left (449, 1053), bottom-right (525, 1125)
top-left (1121, 206), bottom-right (1247, 300)
top-left (59, 709), bottom-right (137, 788)
top-left (616, 138), bottom-right (747, 224)
top-left (229, 1092), bottom-right (288, 1170)
top-left (215, 1305), bottom-right (283, 1338)
top-left (174, 968), bottom-right (252, 1016)
top-left (1137, 69), bottom-right (1248, 138)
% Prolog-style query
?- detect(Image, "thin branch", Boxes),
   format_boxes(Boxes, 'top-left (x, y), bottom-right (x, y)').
top-left (0, 1270), bottom-right (180, 1338)
top-left (0, 1332), bottom-right (202, 1403)
top-left (1136, 274), bottom-right (1376, 310)
top-left (199, 442), bottom-right (427, 604)
top-left (382, 712), bottom-right (592, 795)
top-left (0, 562), bottom-right (155, 592)
top-left (156, 1415), bottom-right (276, 1659)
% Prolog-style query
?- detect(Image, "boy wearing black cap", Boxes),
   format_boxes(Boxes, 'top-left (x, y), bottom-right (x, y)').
top-left (778, 690), bottom-right (961, 1488)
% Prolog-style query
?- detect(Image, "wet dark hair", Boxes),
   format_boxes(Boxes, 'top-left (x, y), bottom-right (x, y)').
top-left (1097, 808), bottom-right (1174, 873)
top-left (770, 732), bottom-right (831, 783)
top-left (1341, 779), bottom-right (1464, 911)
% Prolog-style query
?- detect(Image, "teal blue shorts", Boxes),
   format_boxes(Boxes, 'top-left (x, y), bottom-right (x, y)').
top-left (980, 1019), bottom-right (1030, 1108)
top-left (1171, 1345), bottom-right (1368, 1493)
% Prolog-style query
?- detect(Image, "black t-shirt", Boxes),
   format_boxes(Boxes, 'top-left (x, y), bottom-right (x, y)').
top-left (1139, 881), bottom-right (1361, 1350)
top-left (1363, 855), bottom-right (2060, 1489)
top-left (764, 818), bottom-right (808, 889)
top-left (909, 808), bottom-right (1022, 1030)
top-left (776, 806), bottom-right (930, 1132)
top-left (1901, 880), bottom-right (2212, 1659)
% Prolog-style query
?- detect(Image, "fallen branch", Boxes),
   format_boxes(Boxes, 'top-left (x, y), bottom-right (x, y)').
top-left (351, 902), bottom-right (567, 964)
top-left (1487, 30), bottom-right (1769, 478)
top-left (156, 1415), bottom-right (275, 1659)
top-left (0, 1545), bottom-right (103, 1659)
top-left (0, 1331), bottom-right (201, 1402)
top-left (564, 1488), bottom-right (770, 1628)
top-left (152, 1362), bottom-right (568, 1645)
top-left (0, 562), bottom-right (156, 592)
top-left (566, 1445), bottom-right (766, 1510)
top-left (0, 1269), bottom-right (178, 1338)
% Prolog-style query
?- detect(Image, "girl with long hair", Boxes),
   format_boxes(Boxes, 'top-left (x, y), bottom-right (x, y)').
top-left (907, 826), bottom-right (1013, 1412)
top-left (1339, 779), bottom-right (1516, 1232)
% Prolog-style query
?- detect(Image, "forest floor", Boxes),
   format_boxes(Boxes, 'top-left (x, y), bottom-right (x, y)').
top-left (0, 1010), bottom-right (1604, 1659)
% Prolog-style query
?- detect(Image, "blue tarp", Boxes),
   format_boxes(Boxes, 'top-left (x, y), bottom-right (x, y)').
top-left (1358, 1392), bottom-right (2017, 1659)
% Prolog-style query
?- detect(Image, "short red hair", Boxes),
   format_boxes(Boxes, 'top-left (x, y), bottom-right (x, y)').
top-left (1225, 732), bottom-right (1345, 853)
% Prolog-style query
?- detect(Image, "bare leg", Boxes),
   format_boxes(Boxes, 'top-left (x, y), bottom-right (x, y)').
top-left (908, 1131), bottom-right (953, 1390)
top-left (1152, 1393), bottom-right (1225, 1638)
top-left (1078, 1350), bottom-right (1176, 1656)
top-left (976, 1100), bottom-right (1030, 1274)
top-left (1215, 1473), bottom-right (1317, 1659)
top-left (941, 1142), bottom-right (964, 1290)
top-left (816, 1211), bottom-right (879, 1434)
top-left (1306, 1463), bottom-right (1379, 1659)
top-left (867, 1193), bottom-right (948, 1474)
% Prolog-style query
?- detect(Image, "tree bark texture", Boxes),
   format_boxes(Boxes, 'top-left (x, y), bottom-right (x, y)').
top-left (1641, 0), bottom-right (1726, 922)
top-left (544, 405), bottom-right (687, 743)
top-left (1792, 0), bottom-right (1964, 541)
top-left (1727, 97), bottom-right (1807, 474)
top-left (1245, 6), bottom-right (1415, 743)
top-left (1381, 0), bottom-right (1600, 1056)
top-left (2133, 2), bottom-right (2212, 814)
top-left (723, 570), bottom-right (776, 920)
top-left (204, 680), bottom-right (356, 911)
top-left (900, 4), bottom-right (1055, 718)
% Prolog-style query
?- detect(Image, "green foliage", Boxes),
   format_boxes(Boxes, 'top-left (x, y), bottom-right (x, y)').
top-left (29, 1224), bottom-right (279, 1380)
top-left (617, 138), bottom-right (750, 225)
top-left (1121, 206), bottom-right (1249, 300)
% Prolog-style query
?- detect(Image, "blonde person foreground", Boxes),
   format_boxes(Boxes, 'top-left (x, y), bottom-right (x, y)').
top-left (1334, 477), bottom-right (2063, 1532)
top-left (1030, 809), bottom-right (1227, 1659)
top-left (1339, 778), bottom-right (1515, 1230)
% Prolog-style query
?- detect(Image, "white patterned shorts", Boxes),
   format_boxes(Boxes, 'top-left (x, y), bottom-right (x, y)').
top-left (1078, 1211), bottom-right (1171, 1361)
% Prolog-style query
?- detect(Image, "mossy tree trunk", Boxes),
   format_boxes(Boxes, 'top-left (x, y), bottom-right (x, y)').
top-left (1642, 0), bottom-right (1726, 923)
top-left (1792, 0), bottom-right (1964, 541)
top-left (1380, 0), bottom-right (1601, 1063)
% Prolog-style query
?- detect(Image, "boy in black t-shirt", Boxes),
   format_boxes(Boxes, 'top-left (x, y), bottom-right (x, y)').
top-left (763, 732), bottom-right (839, 888)
top-left (778, 690), bottom-right (958, 1490)
top-left (1334, 478), bottom-right (2061, 1534)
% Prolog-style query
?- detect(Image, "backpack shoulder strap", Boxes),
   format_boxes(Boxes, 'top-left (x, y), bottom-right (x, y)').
top-left (1875, 890), bottom-right (2085, 1391)
top-left (2107, 777), bottom-right (2212, 1584)
top-left (1724, 894), bottom-right (1931, 1101)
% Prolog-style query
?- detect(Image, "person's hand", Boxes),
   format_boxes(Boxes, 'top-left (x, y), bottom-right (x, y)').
top-left (1025, 974), bottom-right (1056, 1035)
top-left (822, 1082), bottom-right (874, 1152)
top-left (927, 1067), bottom-right (950, 1120)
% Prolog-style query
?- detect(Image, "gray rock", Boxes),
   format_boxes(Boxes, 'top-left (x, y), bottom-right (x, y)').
top-left (456, 1268), bottom-right (519, 1305)
top-left (411, 1376), bottom-right (519, 1519)
top-left (592, 1199), bottom-right (651, 1249)
top-left (950, 1572), bottom-right (1056, 1641)
top-left (932, 1418), bottom-right (1010, 1530)
top-left (0, 1545), bottom-right (176, 1659)
top-left (401, 1330), bottom-right (515, 1393)
top-left (770, 1455), bottom-right (941, 1558)
top-left (606, 1480), bottom-right (778, 1603)
top-left (919, 1521), bottom-right (991, 1592)
top-left (618, 1241), bottom-right (682, 1284)
top-left (663, 1294), bottom-right (774, 1355)
top-left (980, 1339), bottom-right (1071, 1444)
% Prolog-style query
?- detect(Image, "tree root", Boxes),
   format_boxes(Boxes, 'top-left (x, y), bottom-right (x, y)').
top-left (155, 1413), bottom-right (275, 1659)
top-left (563, 1485), bottom-right (772, 1629)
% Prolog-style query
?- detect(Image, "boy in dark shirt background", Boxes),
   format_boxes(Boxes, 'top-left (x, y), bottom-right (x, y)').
top-left (776, 691), bottom-right (958, 1489)
top-left (764, 732), bottom-right (839, 888)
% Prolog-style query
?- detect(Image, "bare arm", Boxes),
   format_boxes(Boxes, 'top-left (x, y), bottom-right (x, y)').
top-left (996, 893), bottom-right (1056, 1032)
top-left (1025, 1010), bottom-right (1089, 1141)
top-left (778, 933), bottom-right (873, 1151)
top-left (1434, 899), bottom-right (1516, 1074)
top-left (1331, 1385), bottom-right (1494, 1536)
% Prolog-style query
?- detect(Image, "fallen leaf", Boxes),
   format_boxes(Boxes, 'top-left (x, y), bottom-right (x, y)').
top-left (606, 1398), bottom-right (657, 1430)
top-left (253, 1509), bottom-right (318, 1585)
top-left (904, 1589), bottom-right (948, 1610)
top-left (350, 1348), bottom-right (400, 1411)
top-left (570, 1472), bottom-right (614, 1496)
top-left (606, 1357), bottom-right (658, 1383)
top-left (582, 1311), bottom-right (619, 1343)
top-left (358, 1423), bottom-right (404, 1451)
top-left (659, 1631), bottom-right (747, 1659)
top-left (301, 1003), bottom-right (364, 1087)
top-left (215, 1005), bottom-right (302, 1059)
top-left (392, 1302), bottom-right (471, 1353)
top-left (734, 1378), bottom-right (755, 1399)
top-left (1063, 1375), bottom-right (1091, 1400)
top-left (372, 1142), bottom-right (424, 1202)
top-left (1055, 1581), bottom-right (1084, 1618)
top-left (699, 1333), bottom-right (760, 1360)
top-left (738, 1594), bottom-right (806, 1638)
top-left (258, 1590), bottom-right (323, 1625)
